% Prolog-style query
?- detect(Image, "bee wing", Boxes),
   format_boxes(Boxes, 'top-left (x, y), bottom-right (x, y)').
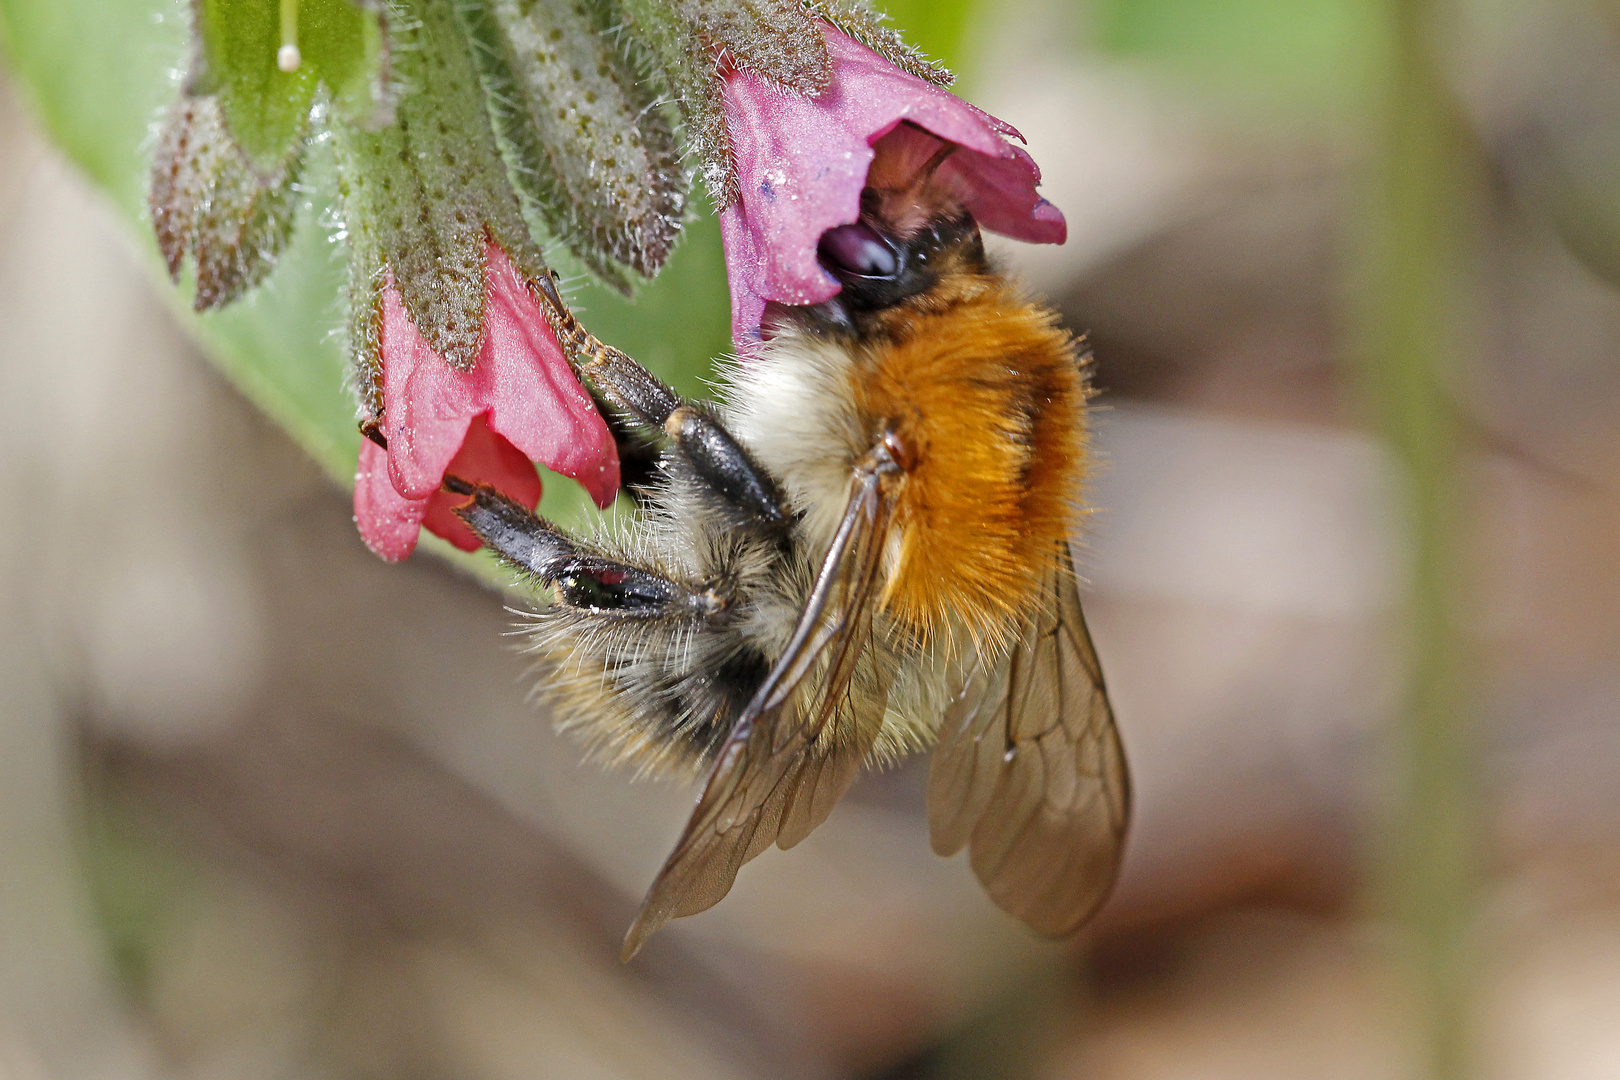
top-left (926, 548), bottom-right (1130, 937)
top-left (621, 468), bottom-right (895, 959)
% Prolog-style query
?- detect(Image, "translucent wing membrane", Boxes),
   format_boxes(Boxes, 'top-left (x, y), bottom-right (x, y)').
top-left (927, 549), bottom-right (1129, 937)
top-left (622, 463), bottom-right (897, 958)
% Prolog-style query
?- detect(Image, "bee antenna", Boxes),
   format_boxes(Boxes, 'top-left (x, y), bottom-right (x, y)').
top-left (441, 473), bottom-right (476, 497)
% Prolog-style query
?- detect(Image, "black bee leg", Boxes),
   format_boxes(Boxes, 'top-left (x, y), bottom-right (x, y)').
top-left (589, 393), bottom-right (662, 506)
top-left (583, 348), bottom-right (787, 530)
top-left (534, 275), bottom-right (788, 532)
top-left (659, 404), bottom-right (788, 530)
top-left (447, 478), bottom-right (718, 617)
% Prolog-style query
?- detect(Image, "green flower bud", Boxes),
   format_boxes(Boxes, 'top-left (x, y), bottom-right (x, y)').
top-left (333, 0), bottom-right (547, 377)
top-left (149, 0), bottom-right (393, 311)
top-left (149, 94), bottom-right (303, 311)
top-left (460, 0), bottom-right (686, 288)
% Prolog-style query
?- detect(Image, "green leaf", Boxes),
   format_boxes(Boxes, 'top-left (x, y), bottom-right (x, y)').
top-left (79, 796), bottom-right (197, 997)
top-left (0, 0), bottom-right (184, 216)
top-left (195, 0), bottom-right (387, 172)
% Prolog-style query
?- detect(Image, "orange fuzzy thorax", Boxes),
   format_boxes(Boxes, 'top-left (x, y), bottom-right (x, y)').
top-left (849, 274), bottom-right (1088, 648)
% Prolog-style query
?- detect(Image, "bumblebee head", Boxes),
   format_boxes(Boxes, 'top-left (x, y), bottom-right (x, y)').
top-left (771, 207), bottom-right (989, 340)
top-left (822, 203), bottom-right (980, 301)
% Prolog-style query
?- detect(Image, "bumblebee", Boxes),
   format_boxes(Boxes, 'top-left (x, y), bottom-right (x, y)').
top-left (446, 134), bottom-right (1129, 958)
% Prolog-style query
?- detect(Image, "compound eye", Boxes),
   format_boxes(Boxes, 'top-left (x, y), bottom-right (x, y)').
top-left (818, 222), bottom-right (899, 278)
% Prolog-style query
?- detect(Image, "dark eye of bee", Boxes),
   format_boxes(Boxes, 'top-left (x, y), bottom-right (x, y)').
top-left (818, 222), bottom-right (899, 279)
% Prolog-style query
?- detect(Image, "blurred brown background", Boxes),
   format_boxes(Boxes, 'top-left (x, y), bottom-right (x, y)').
top-left (5, 0), bottom-right (1620, 1077)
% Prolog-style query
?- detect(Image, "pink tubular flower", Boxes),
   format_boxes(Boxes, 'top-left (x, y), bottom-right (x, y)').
top-left (717, 26), bottom-right (1068, 345)
top-left (354, 241), bottom-right (620, 561)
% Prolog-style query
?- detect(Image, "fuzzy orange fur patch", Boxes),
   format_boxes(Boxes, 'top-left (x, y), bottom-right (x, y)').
top-left (850, 277), bottom-right (1088, 648)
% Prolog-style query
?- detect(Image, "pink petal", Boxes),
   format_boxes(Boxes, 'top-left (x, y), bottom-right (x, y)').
top-left (421, 414), bottom-right (546, 552)
top-left (480, 245), bottom-right (619, 509)
top-left (872, 123), bottom-right (1067, 246)
top-left (354, 437), bottom-right (429, 562)
top-left (379, 243), bottom-right (619, 508)
top-left (718, 24), bottom-right (1067, 344)
top-left (355, 418), bottom-right (548, 560)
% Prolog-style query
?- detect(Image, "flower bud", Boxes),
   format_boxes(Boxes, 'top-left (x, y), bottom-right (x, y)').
top-left (149, 94), bottom-right (302, 311)
top-left (191, 0), bottom-right (392, 170)
top-left (333, 0), bottom-right (547, 381)
top-left (151, 0), bottom-right (392, 310)
top-left (461, 0), bottom-right (686, 287)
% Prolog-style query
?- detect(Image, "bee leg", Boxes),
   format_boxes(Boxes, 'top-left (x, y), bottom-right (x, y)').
top-left (660, 404), bottom-right (788, 531)
top-left (591, 397), bottom-right (662, 506)
top-left (535, 275), bottom-right (788, 532)
top-left (444, 476), bottom-right (575, 576)
top-left (446, 478), bottom-right (711, 616)
top-left (585, 350), bottom-right (787, 530)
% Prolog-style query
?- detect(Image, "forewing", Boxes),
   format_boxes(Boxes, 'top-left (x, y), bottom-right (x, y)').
top-left (926, 550), bottom-right (1129, 937)
top-left (622, 470), bottom-right (894, 959)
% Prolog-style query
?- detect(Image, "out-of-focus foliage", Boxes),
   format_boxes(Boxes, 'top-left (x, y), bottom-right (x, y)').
top-left (1462, 0), bottom-right (1620, 293)
top-left (1092, 0), bottom-right (1381, 117)
top-left (877, 0), bottom-right (975, 72)
top-left (0, 0), bottom-right (173, 213)
top-left (80, 802), bottom-right (195, 999)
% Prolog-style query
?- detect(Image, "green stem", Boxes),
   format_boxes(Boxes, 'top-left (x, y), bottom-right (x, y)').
top-left (1362, 1), bottom-right (1477, 1077)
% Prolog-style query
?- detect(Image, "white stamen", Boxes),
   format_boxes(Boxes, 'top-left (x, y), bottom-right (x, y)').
top-left (277, 44), bottom-right (302, 72)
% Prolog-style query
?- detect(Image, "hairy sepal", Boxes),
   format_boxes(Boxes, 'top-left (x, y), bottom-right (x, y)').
top-left (150, 94), bottom-right (303, 311)
top-left (619, 0), bottom-right (837, 207)
top-left (331, 0), bottom-right (546, 372)
top-left (804, 0), bottom-right (952, 87)
top-left (461, 0), bottom-right (686, 288)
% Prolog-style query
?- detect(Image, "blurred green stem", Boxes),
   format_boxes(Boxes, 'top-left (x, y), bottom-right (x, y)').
top-left (1361, 0), bottom-right (1476, 1077)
